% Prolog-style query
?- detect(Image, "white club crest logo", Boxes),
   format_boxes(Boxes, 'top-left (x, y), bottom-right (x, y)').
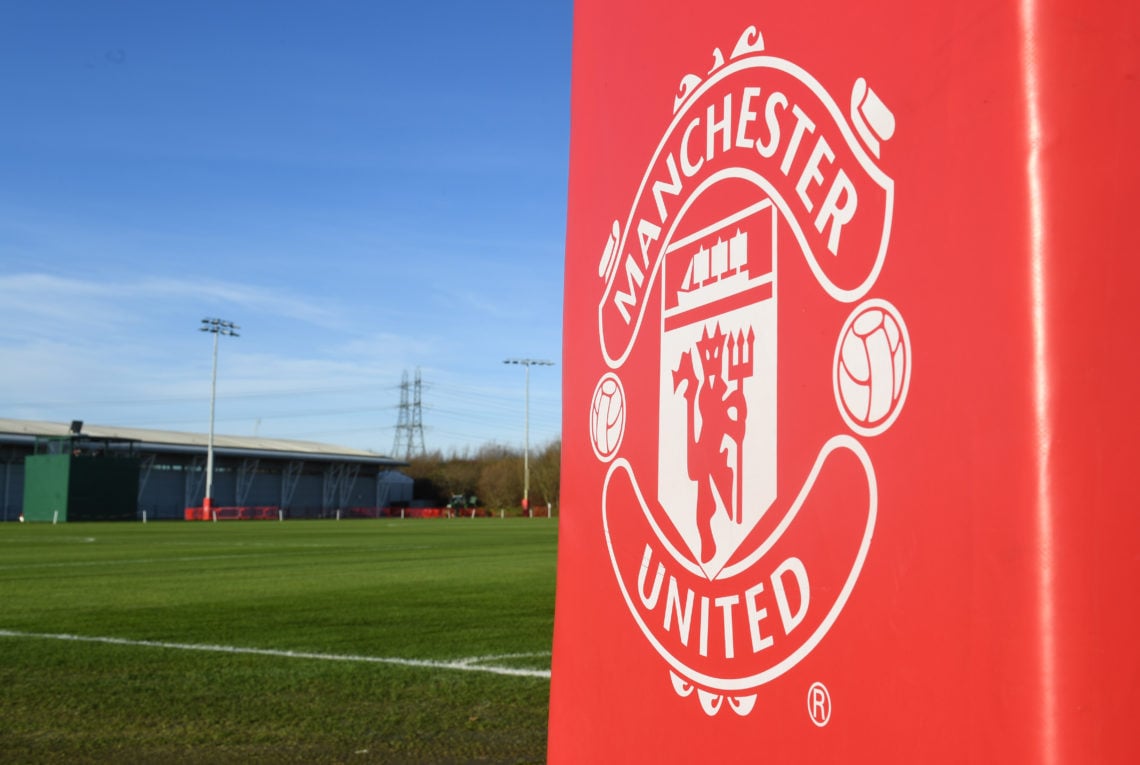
top-left (591, 26), bottom-right (911, 716)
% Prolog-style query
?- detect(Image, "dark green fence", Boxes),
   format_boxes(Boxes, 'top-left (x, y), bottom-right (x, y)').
top-left (23, 453), bottom-right (139, 522)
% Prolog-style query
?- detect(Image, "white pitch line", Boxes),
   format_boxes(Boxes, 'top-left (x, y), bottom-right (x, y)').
top-left (462, 651), bottom-right (552, 664)
top-left (0, 629), bottom-right (551, 679)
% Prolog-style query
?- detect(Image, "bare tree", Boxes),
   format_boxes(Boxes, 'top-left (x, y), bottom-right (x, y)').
top-left (530, 439), bottom-right (561, 514)
top-left (477, 450), bottom-right (524, 512)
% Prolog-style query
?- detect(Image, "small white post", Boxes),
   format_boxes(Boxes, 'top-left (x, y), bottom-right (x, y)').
top-left (336, 509), bottom-right (341, 521)
top-left (471, 509), bottom-right (476, 519)
top-left (142, 510), bottom-right (147, 524)
top-left (52, 510), bottom-right (59, 525)
top-left (500, 509), bottom-right (504, 520)
top-left (528, 508), bottom-right (533, 519)
top-left (278, 509), bottom-right (284, 522)
top-left (401, 508), bottom-right (405, 519)
top-left (212, 510), bottom-right (217, 523)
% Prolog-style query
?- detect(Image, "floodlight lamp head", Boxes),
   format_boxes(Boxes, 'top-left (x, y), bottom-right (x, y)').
top-left (200, 317), bottom-right (240, 337)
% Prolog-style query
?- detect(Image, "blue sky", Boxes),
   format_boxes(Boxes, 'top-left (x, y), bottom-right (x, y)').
top-left (0, 1), bottom-right (571, 456)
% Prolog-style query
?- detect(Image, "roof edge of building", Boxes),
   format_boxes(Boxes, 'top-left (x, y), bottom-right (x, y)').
top-left (0, 418), bottom-right (408, 467)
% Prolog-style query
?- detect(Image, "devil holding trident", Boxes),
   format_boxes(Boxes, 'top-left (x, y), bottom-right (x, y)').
top-left (672, 323), bottom-right (755, 564)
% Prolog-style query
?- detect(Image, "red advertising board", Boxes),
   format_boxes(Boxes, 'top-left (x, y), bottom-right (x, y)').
top-left (551, 1), bottom-right (1140, 761)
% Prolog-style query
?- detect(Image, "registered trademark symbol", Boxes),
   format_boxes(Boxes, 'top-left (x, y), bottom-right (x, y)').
top-left (807, 682), bottom-right (832, 727)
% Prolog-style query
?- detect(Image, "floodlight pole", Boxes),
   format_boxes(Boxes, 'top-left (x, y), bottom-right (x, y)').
top-left (503, 358), bottom-right (553, 514)
top-left (201, 318), bottom-right (239, 516)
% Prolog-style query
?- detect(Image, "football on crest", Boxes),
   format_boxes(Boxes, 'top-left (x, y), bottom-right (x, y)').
top-left (835, 301), bottom-right (910, 434)
top-left (590, 374), bottom-right (625, 460)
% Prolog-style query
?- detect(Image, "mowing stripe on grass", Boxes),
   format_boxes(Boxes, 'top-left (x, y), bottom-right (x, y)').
top-left (0, 629), bottom-right (552, 679)
top-left (0, 554), bottom-right (264, 571)
top-left (0, 547), bottom-right (439, 572)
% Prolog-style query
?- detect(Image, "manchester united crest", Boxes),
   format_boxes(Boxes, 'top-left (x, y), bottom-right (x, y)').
top-left (591, 26), bottom-right (911, 716)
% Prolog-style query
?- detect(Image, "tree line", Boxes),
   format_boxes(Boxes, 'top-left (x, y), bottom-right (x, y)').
top-left (403, 440), bottom-right (561, 514)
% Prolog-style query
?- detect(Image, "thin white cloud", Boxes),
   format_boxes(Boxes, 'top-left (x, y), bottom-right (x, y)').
top-left (134, 277), bottom-right (345, 329)
top-left (0, 272), bottom-right (344, 335)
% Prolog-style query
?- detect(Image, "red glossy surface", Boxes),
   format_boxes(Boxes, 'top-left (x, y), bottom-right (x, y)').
top-left (550, 2), bottom-right (1140, 761)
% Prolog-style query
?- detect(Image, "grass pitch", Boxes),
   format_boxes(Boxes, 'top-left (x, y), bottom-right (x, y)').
top-left (0, 519), bottom-right (557, 764)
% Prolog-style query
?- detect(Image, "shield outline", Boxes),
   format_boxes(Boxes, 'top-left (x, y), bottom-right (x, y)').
top-left (657, 195), bottom-right (779, 579)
